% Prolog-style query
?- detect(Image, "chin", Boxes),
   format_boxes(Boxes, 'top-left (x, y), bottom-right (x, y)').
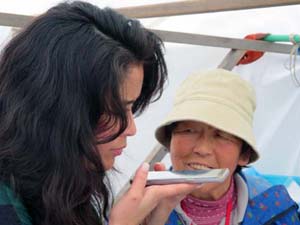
top-left (104, 164), bottom-right (114, 171)
top-left (103, 160), bottom-right (115, 171)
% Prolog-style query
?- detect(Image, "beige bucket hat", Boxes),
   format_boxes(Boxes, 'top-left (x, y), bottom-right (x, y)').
top-left (155, 69), bottom-right (259, 163)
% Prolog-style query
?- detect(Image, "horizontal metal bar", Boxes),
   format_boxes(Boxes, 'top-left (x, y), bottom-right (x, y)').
top-left (0, 12), bottom-right (33, 27)
top-left (1, 0), bottom-right (300, 27)
top-left (117, 0), bottom-right (300, 18)
top-left (152, 29), bottom-right (294, 54)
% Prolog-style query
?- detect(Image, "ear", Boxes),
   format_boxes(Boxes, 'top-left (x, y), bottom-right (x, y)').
top-left (238, 148), bottom-right (251, 166)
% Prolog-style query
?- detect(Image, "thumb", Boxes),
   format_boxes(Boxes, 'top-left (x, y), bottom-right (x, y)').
top-left (130, 162), bottom-right (149, 191)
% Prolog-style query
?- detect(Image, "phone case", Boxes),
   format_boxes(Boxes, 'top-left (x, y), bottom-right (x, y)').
top-left (145, 168), bottom-right (229, 185)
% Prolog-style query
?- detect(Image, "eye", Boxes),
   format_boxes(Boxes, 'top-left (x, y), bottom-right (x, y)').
top-left (173, 128), bottom-right (196, 134)
top-left (216, 131), bottom-right (237, 142)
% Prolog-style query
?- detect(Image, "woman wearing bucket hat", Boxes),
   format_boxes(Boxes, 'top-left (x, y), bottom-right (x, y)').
top-left (155, 69), bottom-right (300, 225)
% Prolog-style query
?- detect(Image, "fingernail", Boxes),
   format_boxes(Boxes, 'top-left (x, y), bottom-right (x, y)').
top-left (141, 162), bottom-right (150, 172)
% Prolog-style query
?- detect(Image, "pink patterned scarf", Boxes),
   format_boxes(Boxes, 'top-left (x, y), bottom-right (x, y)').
top-left (180, 179), bottom-right (237, 225)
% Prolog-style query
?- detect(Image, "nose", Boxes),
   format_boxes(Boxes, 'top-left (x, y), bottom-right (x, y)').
top-left (193, 135), bottom-right (213, 156)
top-left (123, 111), bottom-right (136, 136)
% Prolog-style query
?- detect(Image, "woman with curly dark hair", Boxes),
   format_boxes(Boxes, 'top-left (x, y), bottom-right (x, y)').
top-left (0, 2), bottom-right (197, 225)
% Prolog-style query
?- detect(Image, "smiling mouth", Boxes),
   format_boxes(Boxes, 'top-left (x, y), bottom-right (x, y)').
top-left (187, 163), bottom-right (212, 170)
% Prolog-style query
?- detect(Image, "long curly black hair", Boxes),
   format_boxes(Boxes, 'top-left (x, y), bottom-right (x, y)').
top-left (0, 1), bottom-right (167, 225)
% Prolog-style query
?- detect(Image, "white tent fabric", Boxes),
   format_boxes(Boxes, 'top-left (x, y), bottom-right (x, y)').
top-left (235, 54), bottom-right (300, 176)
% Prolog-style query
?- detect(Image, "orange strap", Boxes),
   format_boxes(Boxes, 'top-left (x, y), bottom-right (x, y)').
top-left (237, 33), bottom-right (269, 65)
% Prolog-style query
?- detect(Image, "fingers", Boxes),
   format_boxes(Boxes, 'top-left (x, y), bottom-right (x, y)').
top-left (153, 162), bottom-right (166, 171)
top-left (152, 183), bottom-right (198, 198)
top-left (129, 162), bottom-right (149, 193)
top-left (109, 163), bottom-right (151, 225)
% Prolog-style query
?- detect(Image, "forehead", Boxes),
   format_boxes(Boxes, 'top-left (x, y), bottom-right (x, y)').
top-left (176, 120), bottom-right (215, 130)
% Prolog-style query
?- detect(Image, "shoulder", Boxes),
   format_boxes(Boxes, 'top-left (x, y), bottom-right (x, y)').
top-left (242, 186), bottom-right (300, 225)
top-left (0, 183), bottom-right (32, 225)
top-left (239, 168), bottom-right (273, 199)
top-left (239, 169), bottom-right (300, 224)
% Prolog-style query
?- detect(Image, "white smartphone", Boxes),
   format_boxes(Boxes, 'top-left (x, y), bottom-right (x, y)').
top-left (145, 168), bottom-right (229, 186)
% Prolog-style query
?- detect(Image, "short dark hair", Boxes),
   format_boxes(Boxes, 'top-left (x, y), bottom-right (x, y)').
top-left (0, 1), bottom-right (167, 225)
top-left (235, 141), bottom-right (250, 173)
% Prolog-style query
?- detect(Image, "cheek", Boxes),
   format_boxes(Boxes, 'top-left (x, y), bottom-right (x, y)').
top-left (215, 146), bottom-right (241, 169)
top-left (95, 114), bottom-right (121, 140)
top-left (96, 143), bottom-right (114, 170)
top-left (170, 138), bottom-right (191, 168)
top-left (95, 125), bottom-right (118, 140)
top-left (97, 143), bottom-right (106, 154)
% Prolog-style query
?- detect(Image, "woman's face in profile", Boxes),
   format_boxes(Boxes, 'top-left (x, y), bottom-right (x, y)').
top-left (170, 121), bottom-right (249, 200)
top-left (95, 64), bottom-right (144, 170)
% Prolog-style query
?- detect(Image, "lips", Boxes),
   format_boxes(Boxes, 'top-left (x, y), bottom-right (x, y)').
top-left (112, 147), bottom-right (124, 156)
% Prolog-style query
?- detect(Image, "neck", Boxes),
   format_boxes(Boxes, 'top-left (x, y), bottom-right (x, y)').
top-left (191, 176), bottom-right (232, 200)
top-left (181, 178), bottom-right (237, 225)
